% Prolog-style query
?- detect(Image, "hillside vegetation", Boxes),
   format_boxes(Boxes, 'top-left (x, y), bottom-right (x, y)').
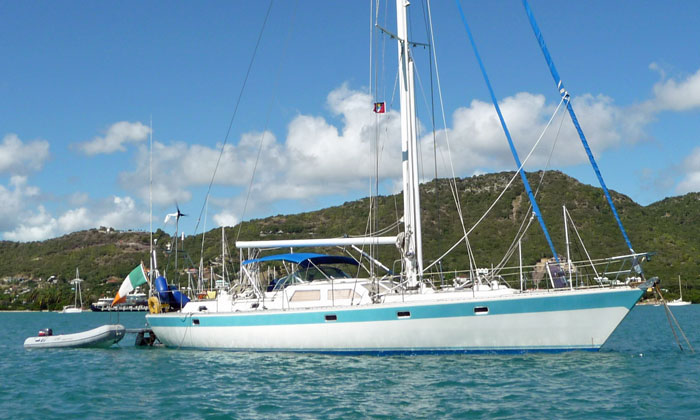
top-left (1, 171), bottom-right (698, 310)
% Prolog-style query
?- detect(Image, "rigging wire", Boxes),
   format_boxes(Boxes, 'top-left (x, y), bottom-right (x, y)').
top-left (420, 0), bottom-right (442, 278)
top-left (183, 0), bottom-right (276, 284)
top-left (455, 0), bottom-right (562, 268)
top-left (491, 101), bottom-right (568, 276)
top-left (565, 206), bottom-right (601, 280)
top-left (349, 219), bottom-right (401, 238)
top-left (423, 96), bottom-right (566, 273)
top-left (521, 0), bottom-right (636, 255)
top-left (366, 0), bottom-right (376, 278)
top-left (361, 0), bottom-right (391, 279)
top-left (192, 0), bottom-right (275, 239)
top-left (423, 0), bottom-right (477, 274)
top-left (234, 0), bottom-right (300, 246)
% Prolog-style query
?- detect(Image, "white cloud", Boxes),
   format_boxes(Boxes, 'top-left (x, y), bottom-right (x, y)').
top-left (78, 121), bottom-right (151, 155)
top-left (0, 176), bottom-right (36, 231)
top-left (277, 85), bottom-right (401, 198)
top-left (114, 83), bottom-right (657, 225)
top-left (118, 84), bottom-right (401, 213)
top-left (96, 196), bottom-right (149, 228)
top-left (57, 207), bottom-right (91, 232)
top-left (8, 62), bottom-right (700, 240)
top-left (213, 211), bottom-right (239, 227)
top-left (0, 134), bottom-right (50, 174)
top-left (639, 66), bottom-right (700, 196)
top-left (8, 77), bottom-right (677, 241)
top-left (2, 191), bottom-right (149, 242)
top-left (420, 91), bottom-right (644, 179)
top-left (118, 133), bottom-right (282, 207)
top-left (676, 147), bottom-right (700, 194)
top-left (4, 205), bottom-right (57, 242)
top-left (648, 66), bottom-right (700, 112)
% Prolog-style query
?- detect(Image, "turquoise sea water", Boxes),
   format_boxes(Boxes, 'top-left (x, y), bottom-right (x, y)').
top-left (1, 306), bottom-right (698, 419)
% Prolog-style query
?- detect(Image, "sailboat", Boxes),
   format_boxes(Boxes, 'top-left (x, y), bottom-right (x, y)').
top-left (667, 276), bottom-right (691, 306)
top-left (146, 1), bottom-right (656, 353)
top-left (61, 268), bottom-right (84, 314)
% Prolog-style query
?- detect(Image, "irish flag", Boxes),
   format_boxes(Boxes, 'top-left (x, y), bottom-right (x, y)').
top-left (112, 264), bottom-right (148, 306)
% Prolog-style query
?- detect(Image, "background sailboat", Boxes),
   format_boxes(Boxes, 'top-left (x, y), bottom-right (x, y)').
top-left (667, 275), bottom-right (691, 306)
top-left (61, 268), bottom-right (83, 313)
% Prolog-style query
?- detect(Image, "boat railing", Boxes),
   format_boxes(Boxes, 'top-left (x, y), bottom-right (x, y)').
top-left (218, 251), bottom-right (650, 303)
top-left (420, 252), bottom-right (650, 293)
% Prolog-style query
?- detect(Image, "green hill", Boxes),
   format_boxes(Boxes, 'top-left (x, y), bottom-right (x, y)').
top-left (1, 171), bottom-right (697, 310)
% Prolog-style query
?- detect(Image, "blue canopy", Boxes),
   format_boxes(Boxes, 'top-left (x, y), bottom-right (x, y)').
top-left (242, 253), bottom-right (358, 267)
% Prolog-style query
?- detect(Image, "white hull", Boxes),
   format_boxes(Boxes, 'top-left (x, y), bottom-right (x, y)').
top-left (147, 287), bottom-right (642, 353)
top-left (24, 324), bottom-right (126, 349)
top-left (61, 306), bottom-right (83, 313)
top-left (666, 300), bottom-right (691, 306)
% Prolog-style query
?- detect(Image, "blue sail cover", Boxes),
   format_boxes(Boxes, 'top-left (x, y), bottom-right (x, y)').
top-left (242, 253), bottom-right (358, 267)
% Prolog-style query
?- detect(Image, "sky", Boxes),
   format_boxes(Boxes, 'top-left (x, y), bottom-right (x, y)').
top-left (2, 0), bottom-right (700, 242)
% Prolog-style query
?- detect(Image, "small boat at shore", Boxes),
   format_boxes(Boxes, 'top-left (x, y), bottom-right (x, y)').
top-left (23, 324), bottom-right (126, 349)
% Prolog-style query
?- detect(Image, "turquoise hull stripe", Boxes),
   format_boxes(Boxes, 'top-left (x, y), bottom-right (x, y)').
top-left (147, 289), bottom-right (642, 328)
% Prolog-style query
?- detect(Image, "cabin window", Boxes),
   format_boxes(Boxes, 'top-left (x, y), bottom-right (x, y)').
top-left (192, 319), bottom-right (200, 325)
top-left (290, 290), bottom-right (321, 302)
top-left (325, 314), bottom-right (337, 321)
top-left (397, 311), bottom-right (411, 319)
top-left (474, 306), bottom-right (489, 315)
top-left (327, 289), bottom-right (362, 300)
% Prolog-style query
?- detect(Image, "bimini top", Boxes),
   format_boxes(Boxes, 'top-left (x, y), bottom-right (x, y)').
top-left (242, 253), bottom-right (358, 267)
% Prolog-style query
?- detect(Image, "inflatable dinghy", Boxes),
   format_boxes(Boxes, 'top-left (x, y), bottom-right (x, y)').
top-left (24, 324), bottom-right (126, 349)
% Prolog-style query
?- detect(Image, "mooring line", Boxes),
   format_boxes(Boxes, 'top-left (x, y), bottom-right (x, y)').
top-left (655, 285), bottom-right (695, 353)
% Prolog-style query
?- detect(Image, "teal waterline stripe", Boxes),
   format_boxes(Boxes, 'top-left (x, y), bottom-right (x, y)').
top-left (147, 289), bottom-right (642, 328)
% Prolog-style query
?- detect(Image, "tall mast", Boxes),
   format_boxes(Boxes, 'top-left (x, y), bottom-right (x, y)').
top-left (222, 226), bottom-right (226, 285)
top-left (149, 116), bottom-right (153, 291)
top-left (396, 0), bottom-right (423, 286)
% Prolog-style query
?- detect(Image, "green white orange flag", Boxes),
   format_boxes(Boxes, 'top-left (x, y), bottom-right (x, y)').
top-left (112, 264), bottom-right (148, 306)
